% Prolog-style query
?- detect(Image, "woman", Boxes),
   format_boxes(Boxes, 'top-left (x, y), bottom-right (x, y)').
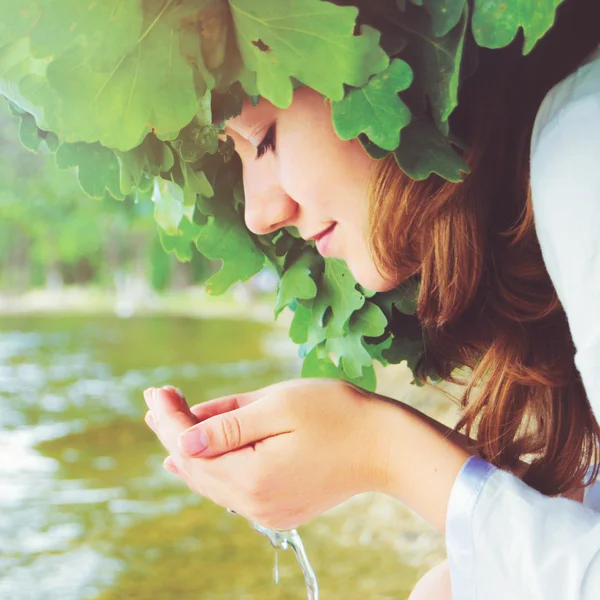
top-left (143, 3), bottom-right (600, 598)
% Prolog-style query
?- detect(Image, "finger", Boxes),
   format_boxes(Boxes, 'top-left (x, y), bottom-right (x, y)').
top-left (144, 386), bottom-right (192, 440)
top-left (163, 455), bottom-right (179, 474)
top-left (152, 387), bottom-right (199, 457)
top-left (144, 410), bottom-right (155, 432)
top-left (164, 454), bottom-right (238, 507)
top-left (143, 388), bottom-right (154, 410)
top-left (179, 394), bottom-right (293, 458)
top-left (189, 395), bottom-right (253, 422)
top-left (188, 381), bottom-right (303, 421)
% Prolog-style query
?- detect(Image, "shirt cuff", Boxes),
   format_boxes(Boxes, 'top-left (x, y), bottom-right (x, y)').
top-left (446, 455), bottom-right (497, 600)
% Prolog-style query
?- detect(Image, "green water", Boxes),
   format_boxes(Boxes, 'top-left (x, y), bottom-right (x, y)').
top-left (0, 314), bottom-right (421, 600)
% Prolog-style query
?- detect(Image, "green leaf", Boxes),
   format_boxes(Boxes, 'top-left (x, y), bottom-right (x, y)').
top-left (29, 0), bottom-right (144, 70)
top-left (174, 120), bottom-right (220, 165)
top-left (194, 171), bottom-right (264, 295)
top-left (332, 59), bottom-right (413, 151)
top-left (311, 259), bottom-right (366, 339)
top-left (14, 1), bottom-right (216, 152)
top-left (472, 0), bottom-right (566, 54)
top-left (362, 333), bottom-right (393, 365)
top-left (55, 142), bottom-right (124, 200)
top-left (0, 2), bottom-right (41, 48)
top-left (346, 0), bottom-right (467, 135)
top-left (301, 345), bottom-right (377, 391)
top-left (0, 38), bottom-right (52, 123)
top-left (371, 279), bottom-right (420, 320)
top-left (381, 311), bottom-right (424, 375)
top-left (417, 0), bottom-right (467, 38)
top-left (275, 248), bottom-right (321, 317)
top-left (46, 34), bottom-right (195, 150)
top-left (152, 178), bottom-right (193, 235)
top-left (194, 0), bottom-right (231, 71)
top-left (229, 0), bottom-right (389, 107)
top-left (42, 131), bottom-right (59, 153)
top-left (289, 302), bottom-right (313, 345)
top-left (181, 163), bottom-right (214, 206)
top-left (394, 117), bottom-right (469, 182)
top-left (159, 213), bottom-right (204, 262)
top-left (196, 214), bottom-right (265, 295)
top-left (18, 112), bottom-right (42, 152)
top-left (326, 301), bottom-right (387, 378)
top-left (287, 258), bottom-right (367, 357)
top-left (116, 135), bottom-right (175, 196)
top-left (399, 5), bottom-right (468, 135)
top-left (351, 300), bottom-right (388, 338)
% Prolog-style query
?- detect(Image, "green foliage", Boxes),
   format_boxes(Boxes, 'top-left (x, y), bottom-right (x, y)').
top-left (55, 142), bottom-right (125, 201)
top-left (230, 0), bottom-right (389, 107)
top-left (473, 0), bottom-right (566, 54)
top-left (0, 0), bottom-right (566, 389)
top-left (275, 249), bottom-right (320, 317)
top-left (416, 0), bottom-right (467, 38)
top-left (394, 117), bottom-right (470, 182)
top-left (332, 59), bottom-right (413, 151)
top-left (194, 176), bottom-right (265, 296)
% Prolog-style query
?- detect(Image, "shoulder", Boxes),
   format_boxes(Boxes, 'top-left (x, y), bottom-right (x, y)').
top-left (530, 47), bottom-right (600, 231)
top-left (531, 45), bottom-right (600, 160)
top-left (529, 46), bottom-right (600, 356)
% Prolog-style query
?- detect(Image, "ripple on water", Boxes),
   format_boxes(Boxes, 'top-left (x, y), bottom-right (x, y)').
top-left (0, 316), bottom-right (438, 600)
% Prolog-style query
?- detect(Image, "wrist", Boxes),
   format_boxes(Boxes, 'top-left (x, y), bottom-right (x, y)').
top-left (366, 393), bottom-right (471, 532)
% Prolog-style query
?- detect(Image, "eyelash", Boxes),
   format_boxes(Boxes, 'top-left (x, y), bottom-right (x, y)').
top-left (256, 123), bottom-right (276, 159)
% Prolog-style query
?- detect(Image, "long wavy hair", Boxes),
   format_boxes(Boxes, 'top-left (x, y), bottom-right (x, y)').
top-left (368, 0), bottom-right (600, 495)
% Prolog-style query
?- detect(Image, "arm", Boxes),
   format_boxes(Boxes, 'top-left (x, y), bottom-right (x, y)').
top-left (365, 392), bottom-right (471, 532)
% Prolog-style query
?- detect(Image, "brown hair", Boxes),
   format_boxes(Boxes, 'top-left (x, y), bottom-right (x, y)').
top-left (368, 0), bottom-right (600, 495)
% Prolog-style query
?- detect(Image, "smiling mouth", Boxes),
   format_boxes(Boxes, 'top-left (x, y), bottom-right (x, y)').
top-left (308, 223), bottom-right (336, 242)
top-left (312, 223), bottom-right (337, 257)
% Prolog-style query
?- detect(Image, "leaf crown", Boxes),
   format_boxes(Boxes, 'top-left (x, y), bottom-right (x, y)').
top-left (0, 0), bottom-right (563, 388)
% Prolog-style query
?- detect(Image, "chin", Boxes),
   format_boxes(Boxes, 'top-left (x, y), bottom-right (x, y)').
top-left (351, 265), bottom-right (400, 294)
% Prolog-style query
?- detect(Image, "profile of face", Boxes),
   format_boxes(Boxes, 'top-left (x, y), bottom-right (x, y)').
top-left (224, 87), bottom-right (399, 292)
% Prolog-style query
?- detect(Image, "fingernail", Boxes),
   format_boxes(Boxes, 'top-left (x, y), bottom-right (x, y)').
top-left (181, 430), bottom-right (208, 456)
top-left (163, 385), bottom-right (185, 399)
top-left (163, 461), bottom-right (178, 474)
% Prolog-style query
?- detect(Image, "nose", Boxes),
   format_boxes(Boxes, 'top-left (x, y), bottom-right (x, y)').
top-left (242, 165), bottom-right (298, 236)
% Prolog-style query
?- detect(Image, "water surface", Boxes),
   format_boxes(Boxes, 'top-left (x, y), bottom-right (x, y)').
top-left (0, 314), bottom-right (430, 599)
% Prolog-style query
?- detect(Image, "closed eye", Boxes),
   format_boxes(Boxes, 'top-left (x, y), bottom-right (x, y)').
top-left (256, 123), bottom-right (276, 159)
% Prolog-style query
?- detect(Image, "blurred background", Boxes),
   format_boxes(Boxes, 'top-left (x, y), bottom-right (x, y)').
top-left (0, 97), bottom-right (452, 600)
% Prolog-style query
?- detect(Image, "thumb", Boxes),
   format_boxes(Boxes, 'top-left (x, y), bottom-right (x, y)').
top-left (179, 397), bottom-right (290, 458)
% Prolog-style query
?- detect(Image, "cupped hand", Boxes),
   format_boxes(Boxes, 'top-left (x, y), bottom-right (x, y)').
top-left (143, 379), bottom-right (389, 530)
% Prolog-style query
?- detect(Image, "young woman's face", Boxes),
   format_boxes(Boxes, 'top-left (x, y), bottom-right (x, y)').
top-left (224, 87), bottom-right (398, 292)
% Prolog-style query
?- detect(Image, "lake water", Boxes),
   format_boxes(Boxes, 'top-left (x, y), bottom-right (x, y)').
top-left (0, 314), bottom-right (440, 599)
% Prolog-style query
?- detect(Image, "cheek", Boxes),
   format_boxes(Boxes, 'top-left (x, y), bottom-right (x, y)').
top-left (282, 148), bottom-right (373, 229)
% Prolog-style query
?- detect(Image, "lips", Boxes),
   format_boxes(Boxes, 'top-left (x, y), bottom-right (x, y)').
top-left (313, 223), bottom-right (336, 257)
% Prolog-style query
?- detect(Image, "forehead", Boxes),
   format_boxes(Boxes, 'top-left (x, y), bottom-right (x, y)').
top-left (224, 97), bottom-right (277, 139)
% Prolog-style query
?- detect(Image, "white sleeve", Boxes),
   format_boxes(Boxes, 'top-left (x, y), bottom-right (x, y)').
top-left (447, 458), bottom-right (600, 600)
top-left (445, 53), bottom-right (600, 600)
top-left (531, 74), bottom-right (600, 419)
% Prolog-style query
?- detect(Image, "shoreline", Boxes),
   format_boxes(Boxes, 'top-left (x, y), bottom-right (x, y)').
top-left (0, 284), bottom-right (459, 425)
top-left (0, 285), bottom-right (285, 324)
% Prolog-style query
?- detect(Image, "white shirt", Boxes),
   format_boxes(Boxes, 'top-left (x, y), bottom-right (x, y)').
top-left (446, 47), bottom-right (600, 600)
